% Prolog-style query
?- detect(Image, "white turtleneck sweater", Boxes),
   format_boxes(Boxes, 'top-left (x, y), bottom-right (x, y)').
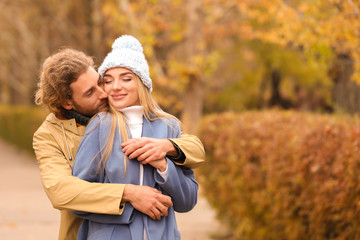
top-left (119, 106), bottom-right (168, 240)
top-left (119, 106), bottom-right (168, 182)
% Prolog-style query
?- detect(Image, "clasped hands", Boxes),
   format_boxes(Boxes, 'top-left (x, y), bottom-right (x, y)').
top-left (121, 137), bottom-right (176, 220)
top-left (122, 137), bottom-right (174, 172)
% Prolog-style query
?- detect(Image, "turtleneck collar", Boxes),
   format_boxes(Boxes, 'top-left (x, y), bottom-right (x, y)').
top-left (119, 106), bottom-right (144, 125)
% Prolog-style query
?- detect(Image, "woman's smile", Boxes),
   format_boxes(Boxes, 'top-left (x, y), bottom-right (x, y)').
top-left (111, 93), bottom-right (127, 100)
top-left (103, 67), bottom-right (140, 109)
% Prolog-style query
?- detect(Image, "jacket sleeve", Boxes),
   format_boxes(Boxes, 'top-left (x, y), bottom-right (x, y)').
top-left (71, 116), bottom-right (134, 224)
top-left (33, 121), bottom-right (125, 215)
top-left (155, 119), bottom-right (198, 212)
top-left (170, 133), bottom-right (206, 169)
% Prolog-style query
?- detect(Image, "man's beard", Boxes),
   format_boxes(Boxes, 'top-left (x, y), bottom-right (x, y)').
top-left (71, 99), bottom-right (108, 117)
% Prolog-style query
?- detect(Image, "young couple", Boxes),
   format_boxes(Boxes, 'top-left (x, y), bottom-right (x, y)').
top-left (33, 35), bottom-right (205, 240)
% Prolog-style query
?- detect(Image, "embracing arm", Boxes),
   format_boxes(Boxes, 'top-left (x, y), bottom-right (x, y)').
top-left (169, 133), bottom-right (205, 168)
top-left (70, 116), bottom-right (134, 224)
top-left (121, 133), bottom-right (205, 169)
top-left (33, 127), bottom-right (125, 215)
top-left (71, 116), bottom-right (172, 223)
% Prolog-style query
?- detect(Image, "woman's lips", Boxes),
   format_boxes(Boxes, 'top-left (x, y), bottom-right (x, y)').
top-left (111, 93), bottom-right (126, 100)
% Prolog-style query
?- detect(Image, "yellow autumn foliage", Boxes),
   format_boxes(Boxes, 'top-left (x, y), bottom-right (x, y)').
top-left (243, 0), bottom-right (360, 82)
top-left (198, 110), bottom-right (360, 239)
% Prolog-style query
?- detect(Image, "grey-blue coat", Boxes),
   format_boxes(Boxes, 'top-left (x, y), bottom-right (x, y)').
top-left (72, 113), bottom-right (198, 240)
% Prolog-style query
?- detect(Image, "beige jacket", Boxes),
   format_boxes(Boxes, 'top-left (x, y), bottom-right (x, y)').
top-left (33, 113), bottom-right (205, 240)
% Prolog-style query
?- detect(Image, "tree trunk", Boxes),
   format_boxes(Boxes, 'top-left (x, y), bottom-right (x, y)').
top-left (90, 0), bottom-right (103, 63)
top-left (269, 69), bottom-right (282, 107)
top-left (182, 73), bottom-right (204, 133)
top-left (0, 74), bottom-right (10, 104)
top-left (332, 53), bottom-right (360, 114)
top-left (181, 0), bottom-right (204, 133)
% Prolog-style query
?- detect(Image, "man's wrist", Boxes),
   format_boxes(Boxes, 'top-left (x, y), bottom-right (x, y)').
top-left (122, 184), bottom-right (133, 203)
top-left (166, 139), bottom-right (185, 164)
top-left (165, 139), bottom-right (178, 157)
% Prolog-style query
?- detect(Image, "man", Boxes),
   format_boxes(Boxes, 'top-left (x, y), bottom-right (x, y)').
top-left (33, 48), bottom-right (205, 240)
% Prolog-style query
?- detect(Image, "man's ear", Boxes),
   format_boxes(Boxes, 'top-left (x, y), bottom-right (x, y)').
top-left (61, 100), bottom-right (73, 110)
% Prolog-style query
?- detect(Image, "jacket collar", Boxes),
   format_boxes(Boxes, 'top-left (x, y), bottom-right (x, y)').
top-left (62, 109), bottom-right (91, 126)
top-left (46, 113), bottom-right (86, 135)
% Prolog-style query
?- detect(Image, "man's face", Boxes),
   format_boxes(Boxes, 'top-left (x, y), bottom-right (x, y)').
top-left (62, 67), bottom-right (108, 116)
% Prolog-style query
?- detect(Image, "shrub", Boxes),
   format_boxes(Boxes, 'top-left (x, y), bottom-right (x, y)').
top-left (0, 104), bottom-right (48, 154)
top-left (198, 110), bottom-right (360, 240)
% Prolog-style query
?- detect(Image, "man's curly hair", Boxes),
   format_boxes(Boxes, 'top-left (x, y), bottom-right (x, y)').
top-left (35, 48), bottom-right (94, 116)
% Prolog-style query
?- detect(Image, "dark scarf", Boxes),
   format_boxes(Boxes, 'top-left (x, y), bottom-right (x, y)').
top-left (62, 109), bottom-right (92, 126)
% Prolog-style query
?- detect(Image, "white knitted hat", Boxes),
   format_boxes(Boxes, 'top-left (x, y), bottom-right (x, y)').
top-left (98, 35), bottom-right (152, 91)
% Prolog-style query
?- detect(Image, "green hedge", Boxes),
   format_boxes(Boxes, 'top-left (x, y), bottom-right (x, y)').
top-left (198, 110), bottom-right (360, 240)
top-left (0, 104), bottom-right (48, 154)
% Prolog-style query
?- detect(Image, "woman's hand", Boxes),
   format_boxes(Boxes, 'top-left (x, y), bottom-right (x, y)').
top-left (147, 158), bottom-right (167, 172)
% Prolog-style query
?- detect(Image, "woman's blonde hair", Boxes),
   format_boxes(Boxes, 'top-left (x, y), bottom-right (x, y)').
top-left (94, 73), bottom-right (181, 175)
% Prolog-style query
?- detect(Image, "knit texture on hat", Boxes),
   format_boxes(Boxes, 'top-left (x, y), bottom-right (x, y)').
top-left (98, 35), bottom-right (152, 91)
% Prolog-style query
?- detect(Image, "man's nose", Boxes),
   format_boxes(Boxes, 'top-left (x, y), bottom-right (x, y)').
top-left (97, 86), bottom-right (108, 99)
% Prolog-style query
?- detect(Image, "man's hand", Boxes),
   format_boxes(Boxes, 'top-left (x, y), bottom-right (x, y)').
top-left (122, 137), bottom-right (178, 164)
top-left (122, 184), bottom-right (173, 220)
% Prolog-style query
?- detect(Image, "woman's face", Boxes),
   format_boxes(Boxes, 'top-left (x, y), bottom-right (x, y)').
top-left (103, 67), bottom-right (140, 109)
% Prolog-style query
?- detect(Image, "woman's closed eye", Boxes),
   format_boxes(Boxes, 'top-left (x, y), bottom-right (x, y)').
top-left (104, 79), bottom-right (113, 84)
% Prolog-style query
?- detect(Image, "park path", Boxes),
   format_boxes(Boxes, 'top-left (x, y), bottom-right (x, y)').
top-left (0, 139), bottom-right (221, 240)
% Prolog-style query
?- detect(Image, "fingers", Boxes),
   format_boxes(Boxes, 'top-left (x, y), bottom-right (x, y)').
top-left (149, 204), bottom-right (168, 220)
top-left (151, 208), bottom-right (162, 220)
top-left (158, 193), bottom-right (173, 207)
top-left (122, 140), bottom-right (166, 163)
top-left (147, 187), bottom-right (172, 219)
top-left (125, 146), bottom-right (154, 161)
top-left (155, 201), bottom-right (169, 217)
top-left (149, 209), bottom-right (158, 220)
top-left (130, 185), bottom-right (173, 221)
top-left (122, 140), bottom-right (142, 156)
top-left (134, 150), bottom-right (152, 162)
top-left (122, 138), bottom-right (149, 149)
top-left (122, 138), bottom-right (149, 157)
top-left (150, 196), bottom-right (171, 220)
top-left (129, 147), bottom-right (150, 160)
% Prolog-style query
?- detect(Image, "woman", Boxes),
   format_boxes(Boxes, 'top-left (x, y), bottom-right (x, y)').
top-left (72, 35), bottom-right (198, 240)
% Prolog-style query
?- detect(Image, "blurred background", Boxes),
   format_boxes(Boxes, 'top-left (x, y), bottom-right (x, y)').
top-left (1, 0), bottom-right (360, 239)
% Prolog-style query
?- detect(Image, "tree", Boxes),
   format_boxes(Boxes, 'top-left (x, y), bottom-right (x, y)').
top-left (102, 0), bottom-right (244, 132)
top-left (2, 0), bottom-right (358, 119)
top-left (204, 41), bottom-right (332, 113)
top-left (239, 0), bottom-right (360, 113)
top-left (0, 0), bottom-right (107, 105)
